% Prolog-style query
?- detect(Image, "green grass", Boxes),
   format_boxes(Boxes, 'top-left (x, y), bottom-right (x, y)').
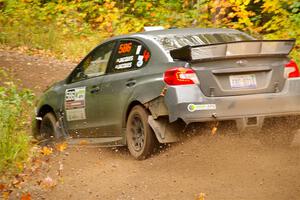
top-left (0, 129), bottom-right (30, 173)
top-left (0, 70), bottom-right (34, 174)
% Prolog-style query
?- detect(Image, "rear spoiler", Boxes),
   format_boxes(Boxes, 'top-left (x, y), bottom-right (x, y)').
top-left (170, 39), bottom-right (296, 62)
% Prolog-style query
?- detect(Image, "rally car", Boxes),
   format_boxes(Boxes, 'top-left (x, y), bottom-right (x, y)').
top-left (32, 28), bottom-right (300, 159)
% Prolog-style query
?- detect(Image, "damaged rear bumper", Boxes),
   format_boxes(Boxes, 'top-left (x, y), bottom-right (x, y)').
top-left (164, 78), bottom-right (300, 131)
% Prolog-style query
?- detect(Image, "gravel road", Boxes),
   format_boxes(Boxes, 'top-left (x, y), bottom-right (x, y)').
top-left (1, 49), bottom-right (300, 200)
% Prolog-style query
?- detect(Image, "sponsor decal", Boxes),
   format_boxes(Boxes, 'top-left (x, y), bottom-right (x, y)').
top-left (65, 87), bottom-right (86, 121)
top-left (115, 62), bottom-right (132, 69)
top-left (187, 104), bottom-right (216, 112)
top-left (116, 56), bottom-right (134, 63)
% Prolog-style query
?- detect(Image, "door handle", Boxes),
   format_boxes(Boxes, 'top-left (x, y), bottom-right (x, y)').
top-left (126, 80), bottom-right (136, 87)
top-left (90, 86), bottom-right (101, 94)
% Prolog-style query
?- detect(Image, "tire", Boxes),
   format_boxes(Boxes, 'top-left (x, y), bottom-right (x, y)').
top-left (39, 112), bottom-right (60, 142)
top-left (259, 117), bottom-right (296, 147)
top-left (126, 105), bottom-right (157, 160)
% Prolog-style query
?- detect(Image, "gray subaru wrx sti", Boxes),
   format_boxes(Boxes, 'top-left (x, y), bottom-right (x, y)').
top-left (32, 28), bottom-right (300, 159)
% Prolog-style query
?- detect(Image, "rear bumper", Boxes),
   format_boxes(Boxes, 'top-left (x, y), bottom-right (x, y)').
top-left (164, 78), bottom-right (300, 128)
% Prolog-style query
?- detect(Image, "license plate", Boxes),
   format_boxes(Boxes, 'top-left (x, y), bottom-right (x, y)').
top-left (229, 74), bottom-right (257, 89)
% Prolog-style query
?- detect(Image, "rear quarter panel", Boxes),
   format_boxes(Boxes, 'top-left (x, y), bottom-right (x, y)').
top-left (120, 35), bottom-right (180, 126)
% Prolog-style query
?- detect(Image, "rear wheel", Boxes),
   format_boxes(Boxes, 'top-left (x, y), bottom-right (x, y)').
top-left (126, 105), bottom-right (157, 160)
top-left (259, 117), bottom-right (296, 147)
top-left (39, 112), bottom-right (60, 142)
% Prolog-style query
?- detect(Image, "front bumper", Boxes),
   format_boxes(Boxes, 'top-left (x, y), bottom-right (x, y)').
top-left (31, 109), bottom-right (40, 139)
top-left (165, 78), bottom-right (300, 130)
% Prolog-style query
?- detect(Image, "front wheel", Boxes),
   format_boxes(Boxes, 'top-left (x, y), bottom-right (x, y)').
top-left (39, 112), bottom-right (60, 142)
top-left (126, 105), bottom-right (157, 160)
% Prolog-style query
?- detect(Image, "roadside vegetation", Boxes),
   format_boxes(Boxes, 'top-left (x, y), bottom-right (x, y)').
top-left (0, 0), bottom-right (299, 62)
top-left (0, 69), bottom-right (34, 175)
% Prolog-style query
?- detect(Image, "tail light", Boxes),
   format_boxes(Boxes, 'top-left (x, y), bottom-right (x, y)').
top-left (284, 60), bottom-right (300, 78)
top-left (163, 67), bottom-right (199, 85)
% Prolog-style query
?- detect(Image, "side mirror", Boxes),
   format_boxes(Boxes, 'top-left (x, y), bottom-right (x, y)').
top-left (67, 67), bottom-right (87, 84)
top-left (78, 71), bottom-right (88, 79)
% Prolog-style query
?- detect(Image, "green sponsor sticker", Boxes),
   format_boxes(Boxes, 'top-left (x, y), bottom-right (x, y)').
top-left (187, 104), bottom-right (216, 112)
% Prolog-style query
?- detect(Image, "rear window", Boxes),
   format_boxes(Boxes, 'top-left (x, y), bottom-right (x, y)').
top-left (108, 40), bottom-right (151, 73)
top-left (154, 33), bottom-right (253, 51)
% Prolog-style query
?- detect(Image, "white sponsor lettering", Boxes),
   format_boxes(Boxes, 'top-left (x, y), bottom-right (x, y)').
top-left (116, 56), bottom-right (134, 63)
top-left (115, 62), bottom-right (132, 69)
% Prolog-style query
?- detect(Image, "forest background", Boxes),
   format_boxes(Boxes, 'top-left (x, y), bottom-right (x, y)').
top-left (0, 0), bottom-right (299, 62)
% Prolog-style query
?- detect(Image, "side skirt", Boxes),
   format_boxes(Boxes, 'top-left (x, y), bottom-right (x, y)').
top-left (66, 137), bottom-right (125, 147)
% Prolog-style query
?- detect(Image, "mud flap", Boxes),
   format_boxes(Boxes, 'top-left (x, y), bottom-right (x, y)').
top-left (56, 111), bottom-right (69, 140)
top-left (148, 116), bottom-right (180, 143)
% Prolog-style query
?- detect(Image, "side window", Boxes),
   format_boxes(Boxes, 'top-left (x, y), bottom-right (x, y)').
top-left (71, 41), bottom-right (116, 82)
top-left (107, 40), bottom-right (151, 73)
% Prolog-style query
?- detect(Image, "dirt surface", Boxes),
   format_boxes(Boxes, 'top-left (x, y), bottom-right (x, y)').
top-left (1, 49), bottom-right (300, 200)
top-left (0, 49), bottom-right (75, 95)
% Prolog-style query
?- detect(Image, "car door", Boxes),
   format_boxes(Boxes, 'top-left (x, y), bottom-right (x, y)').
top-left (64, 41), bottom-right (117, 137)
top-left (99, 39), bottom-right (152, 136)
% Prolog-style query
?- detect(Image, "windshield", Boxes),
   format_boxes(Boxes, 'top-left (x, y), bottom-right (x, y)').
top-left (154, 33), bottom-right (253, 52)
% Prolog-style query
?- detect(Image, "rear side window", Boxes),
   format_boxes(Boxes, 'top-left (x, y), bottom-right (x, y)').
top-left (108, 40), bottom-right (151, 73)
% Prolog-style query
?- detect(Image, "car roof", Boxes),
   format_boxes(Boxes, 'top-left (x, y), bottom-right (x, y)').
top-left (139, 27), bottom-right (242, 36)
top-left (106, 28), bottom-right (246, 41)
